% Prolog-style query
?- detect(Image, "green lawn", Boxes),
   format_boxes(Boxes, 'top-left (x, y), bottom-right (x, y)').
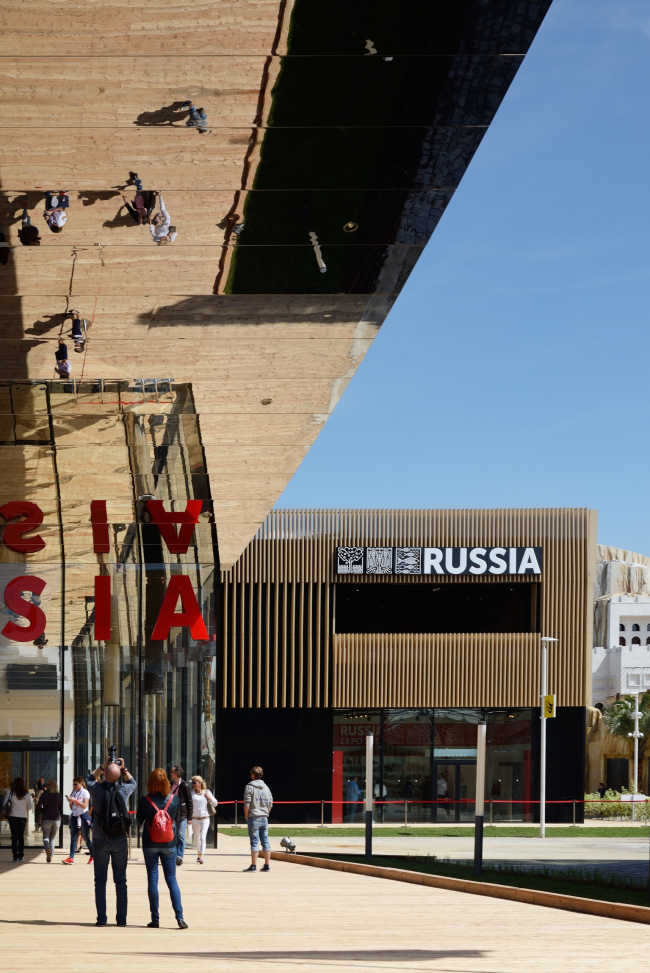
top-left (305, 853), bottom-right (650, 908)
top-left (220, 825), bottom-right (650, 839)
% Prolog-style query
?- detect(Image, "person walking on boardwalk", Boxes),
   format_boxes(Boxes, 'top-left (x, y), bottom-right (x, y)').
top-left (180, 101), bottom-right (209, 133)
top-left (243, 766), bottom-right (273, 873)
top-left (136, 768), bottom-right (188, 929)
top-left (170, 765), bottom-right (193, 866)
top-left (188, 776), bottom-right (217, 865)
top-left (66, 310), bottom-right (86, 351)
top-left (62, 776), bottom-right (93, 864)
top-left (54, 339), bottom-right (71, 377)
top-left (86, 757), bottom-right (136, 927)
top-left (149, 192), bottom-right (177, 244)
top-left (5, 777), bottom-right (33, 862)
top-left (18, 210), bottom-right (41, 245)
top-left (43, 191), bottom-right (70, 233)
top-left (122, 175), bottom-right (156, 224)
top-left (36, 779), bottom-right (63, 863)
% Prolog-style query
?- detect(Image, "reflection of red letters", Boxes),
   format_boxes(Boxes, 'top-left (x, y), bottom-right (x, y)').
top-left (145, 500), bottom-right (202, 554)
top-left (90, 501), bottom-right (110, 554)
top-left (2, 576), bottom-right (47, 642)
top-left (95, 574), bottom-right (111, 640)
top-left (151, 575), bottom-right (208, 640)
top-left (0, 501), bottom-right (45, 553)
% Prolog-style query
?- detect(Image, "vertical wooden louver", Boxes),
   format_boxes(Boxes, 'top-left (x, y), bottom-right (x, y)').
top-left (220, 508), bottom-right (597, 709)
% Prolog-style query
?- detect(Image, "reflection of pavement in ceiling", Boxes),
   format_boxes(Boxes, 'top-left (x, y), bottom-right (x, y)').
top-left (0, 0), bottom-right (552, 568)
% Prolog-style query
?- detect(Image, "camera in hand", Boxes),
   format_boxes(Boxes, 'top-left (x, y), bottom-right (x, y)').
top-left (108, 744), bottom-right (117, 765)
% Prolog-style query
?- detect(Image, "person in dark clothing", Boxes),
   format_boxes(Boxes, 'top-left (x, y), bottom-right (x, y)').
top-left (55, 340), bottom-right (71, 377)
top-left (0, 231), bottom-right (11, 265)
top-left (136, 768), bottom-right (188, 929)
top-left (122, 189), bottom-right (156, 224)
top-left (86, 758), bottom-right (136, 927)
top-left (597, 782), bottom-right (606, 799)
top-left (170, 765), bottom-right (193, 866)
top-left (66, 310), bottom-right (86, 351)
top-left (36, 779), bottom-right (63, 862)
top-left (18, 210), bottom-right (41, 246)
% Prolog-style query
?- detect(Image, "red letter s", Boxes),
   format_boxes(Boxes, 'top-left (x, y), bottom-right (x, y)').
top-left (2, 576), bottom-right (47, 641)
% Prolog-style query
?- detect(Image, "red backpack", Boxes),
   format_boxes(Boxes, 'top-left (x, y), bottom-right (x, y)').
top-left (146, 795), bottom-right (174, 842)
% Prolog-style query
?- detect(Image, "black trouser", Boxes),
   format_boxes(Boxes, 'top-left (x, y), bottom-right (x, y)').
top-left (9, 817), bottom-right (26, 859)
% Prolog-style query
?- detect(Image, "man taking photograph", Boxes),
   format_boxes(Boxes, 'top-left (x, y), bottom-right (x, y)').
top-left (86, 757), bottom-right (136, 926)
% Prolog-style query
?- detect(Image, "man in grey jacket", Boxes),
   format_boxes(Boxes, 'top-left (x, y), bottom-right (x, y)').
top-left (243, 766), bottom-right (273, 872)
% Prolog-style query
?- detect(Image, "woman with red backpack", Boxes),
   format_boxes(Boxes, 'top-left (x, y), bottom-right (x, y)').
top-left (136, 769), bottom-right (188, 929)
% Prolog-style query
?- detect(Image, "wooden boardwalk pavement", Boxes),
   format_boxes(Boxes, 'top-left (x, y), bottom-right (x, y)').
top-left (0, 834), bottom-right (648, 972)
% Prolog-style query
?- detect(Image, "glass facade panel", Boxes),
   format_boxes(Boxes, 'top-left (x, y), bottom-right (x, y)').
top-left (0, 380), bottom-right (218, 846)
top-left (333, 707), bottom-right (534, 824)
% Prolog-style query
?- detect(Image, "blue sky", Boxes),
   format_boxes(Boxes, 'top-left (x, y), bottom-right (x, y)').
top-left (277, 0), bottom-right (650, 554)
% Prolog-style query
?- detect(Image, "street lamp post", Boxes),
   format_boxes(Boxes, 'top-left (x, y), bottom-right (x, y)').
top-left (627, 693), bottom-right (644, 823)
top-left (365, 733), bottom-right (373, 863)
top-left (540, 636), bottom-right (558, 839)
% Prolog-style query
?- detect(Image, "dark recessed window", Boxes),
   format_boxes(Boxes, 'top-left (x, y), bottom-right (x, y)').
top-left (335, 582), bottom-right (539, 635)
top-left (632, 637), bottom-right (641, 645)
top-left (620, 637), bottom-right (626, 646)
top-left (6, 664), bottom-right (57, 691)
top-left (620, 624), bottom-right (626, 631)
top-left (632, 624), bottom-right (640, 631)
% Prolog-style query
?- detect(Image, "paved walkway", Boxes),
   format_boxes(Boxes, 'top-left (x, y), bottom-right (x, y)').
top-left (224, 828), bottom-right (650, 883)
top-left (1, 834), bottom-right (649, 971)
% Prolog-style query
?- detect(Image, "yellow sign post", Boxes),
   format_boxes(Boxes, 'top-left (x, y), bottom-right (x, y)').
top-left (543, 694), bottom-right (556, 719)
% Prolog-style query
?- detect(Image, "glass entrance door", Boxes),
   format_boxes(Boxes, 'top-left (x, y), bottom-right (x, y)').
top-left (434, 761), bottom-right (476, 822)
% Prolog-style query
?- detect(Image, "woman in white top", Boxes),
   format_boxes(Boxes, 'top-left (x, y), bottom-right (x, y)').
top-left (149, 192), bottom-right (177, 244)
top-left (5, 777), bottom-right (33, 862)
top-left (189, 776), bottom-right (217, 864)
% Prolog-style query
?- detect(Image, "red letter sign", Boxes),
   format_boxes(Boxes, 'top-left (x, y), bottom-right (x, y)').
top-left (151, 575), bottom-right (208, 640)
top-left (2, 576), bottom-right (47, 641)
top-left (94, 574), bottom-right (111, 640)
top-left (91, 501), bottom-right (110, 554)
top-left (145, 500), bottom-right (202, 554)
top-left (0, 501), bottom-right (45, 553)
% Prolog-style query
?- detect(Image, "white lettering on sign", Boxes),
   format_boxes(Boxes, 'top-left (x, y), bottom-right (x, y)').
top-left (337, 547), bottom-right (543, 576)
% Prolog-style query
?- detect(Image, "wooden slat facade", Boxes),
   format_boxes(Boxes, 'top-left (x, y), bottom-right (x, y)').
top-left (220, 508), bottom-right (597, 709)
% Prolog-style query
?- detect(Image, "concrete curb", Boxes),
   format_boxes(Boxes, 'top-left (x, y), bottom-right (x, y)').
top-left (270, 851), bottom-right (650, 925)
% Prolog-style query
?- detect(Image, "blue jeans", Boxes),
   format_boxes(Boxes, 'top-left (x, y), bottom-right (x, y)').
top-left (247, 816), bottom-right (270, 852)
top-left (92, 835), bottom-right (128, 925)
top-left (176, 818), bottom-right (187, 860)
top-left (143, 846), bottom-right (184, 922)
top-left (69, 814), bottom-right (93, 858)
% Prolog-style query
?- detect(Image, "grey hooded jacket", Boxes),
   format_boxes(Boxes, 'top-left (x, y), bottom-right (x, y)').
top-left (244, 779), bottom-right (273, 818)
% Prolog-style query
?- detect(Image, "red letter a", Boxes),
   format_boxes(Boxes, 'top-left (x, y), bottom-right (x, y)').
top-left (145, 500), bottom-right (202, 554)
top-left (151, 575), bottom-right (208, 640)
top-left (2, 576), bottom-right (47, 641)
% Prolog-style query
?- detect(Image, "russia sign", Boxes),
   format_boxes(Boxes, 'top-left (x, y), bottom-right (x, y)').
top-left (336, 546), bottom-right (543, 576)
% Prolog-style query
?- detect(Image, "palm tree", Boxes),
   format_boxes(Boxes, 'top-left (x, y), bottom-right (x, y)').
top-left (602, 692), bottom-right (650, 789)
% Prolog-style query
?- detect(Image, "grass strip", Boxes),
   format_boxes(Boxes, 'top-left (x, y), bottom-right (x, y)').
top-left (306, 853), bottom-right (650, 908)
top-left (220, 825), bottom-right (650, 839)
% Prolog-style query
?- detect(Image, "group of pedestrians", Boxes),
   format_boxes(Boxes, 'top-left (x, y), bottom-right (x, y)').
top-left (12, 181), bottom-right (177, 251)
top-left (1, 758), bottom-right (273, 928)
